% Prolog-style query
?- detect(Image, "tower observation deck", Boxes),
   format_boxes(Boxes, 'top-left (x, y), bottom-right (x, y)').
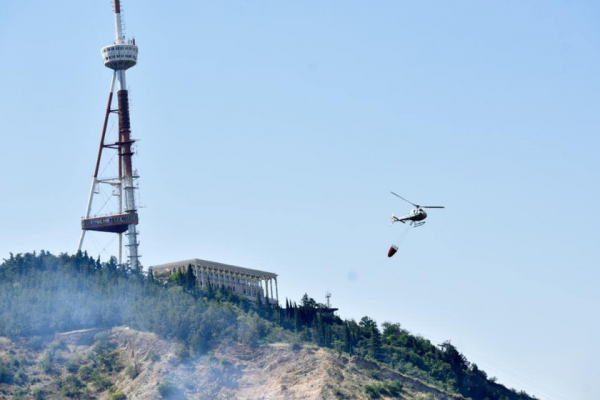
top-left (78, 0), bottom-right (142, 268)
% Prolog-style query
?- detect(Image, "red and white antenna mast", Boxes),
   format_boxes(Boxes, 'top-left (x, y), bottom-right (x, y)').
top-left (77, 0), bottom-right (141, 268)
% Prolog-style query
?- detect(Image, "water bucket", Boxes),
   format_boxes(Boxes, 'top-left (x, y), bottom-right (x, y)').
top-left (388, 245), bottom-right (398, 258)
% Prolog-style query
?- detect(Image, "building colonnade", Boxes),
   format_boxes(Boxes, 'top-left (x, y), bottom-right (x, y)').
top-left (151, 258), bottom-right (278, 304)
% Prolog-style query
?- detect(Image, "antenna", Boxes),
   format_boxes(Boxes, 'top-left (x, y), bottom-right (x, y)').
top-left (325, 291), bottom-right (332, 308)
top-left (77, 0), bottom-right (142, 268)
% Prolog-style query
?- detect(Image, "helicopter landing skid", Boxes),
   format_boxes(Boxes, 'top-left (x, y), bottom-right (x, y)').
top-left (411, 221), bottom-right (426, 228)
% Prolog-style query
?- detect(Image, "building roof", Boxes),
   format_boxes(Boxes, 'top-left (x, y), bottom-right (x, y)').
top-left (150, 258), bottom-right (277, 279)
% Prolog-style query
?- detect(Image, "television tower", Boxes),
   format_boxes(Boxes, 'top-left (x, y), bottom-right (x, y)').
top-left (77, 0), bottom-right (141, 268)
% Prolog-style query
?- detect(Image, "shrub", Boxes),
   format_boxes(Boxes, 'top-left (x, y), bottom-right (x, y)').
top-left (14, 367), bottom-right (28, 385)
top-left (27, 336), bottom-right (45, 351)
top-left (0, 361), bottom-right (13, 383)
top-left (78, 365), bottom-right (93, 381)
top-left (173, 344), bottom-right (189, 362)
top-left (66, 357), bottom-right (82, 373)
top-left (157, 379), bottom-right (179, 398)
top-left (94, 332), bottom-right (111, 344)
top-left (91, 339), bottom-right (122, 372)
top-left (363, 383), bottom-right (382, 399)
top-left (32, 387), bottom-right (44, 400)
top-left (386, 380), bottom-right (403, 395)
top-left (13, 387), bottom-right (27, 400)
top-left (147, 350), bottom-right (160, 362)
top-left (363, 381), bottom-right (404, 399)
top-left (291, 343), bottom-right (302, 352)
top-left (60, 374), bottom-right (84, 398)
top-left (367, 369), bottom-right (381, 380)
top-left (414, 394), bottom-right (434, 400)
top-left (333, 387), bottom-right (350, 399)
top-left (110, 392), bottom-right (127, 400)
top-left (91, 370), bottom-right (113, 391)
top-left (125, 364), bottom-right (140, 379)
top-left (39, 351), bottom-right (55, 374)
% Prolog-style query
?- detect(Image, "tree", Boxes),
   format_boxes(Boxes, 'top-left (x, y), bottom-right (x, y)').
top-left (344, 322), bottom-right (354, 354)
top-left (382, 322), bottom-right (403, 338)
top-left (147, 268), bottom-right (155, 284)
top-left (359, 316), bottom-right (377, 331)
top-left (185, 264), bottom-right (196, 293)
top-left (367, 325), bottom-right (383, 361)
top-left (439, 341), bottom-right (469, 372)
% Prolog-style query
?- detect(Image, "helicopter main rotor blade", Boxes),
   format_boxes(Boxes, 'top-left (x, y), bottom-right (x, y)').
top-left (421, 206), bottom-right (445, 209)
top-left (390, 192), bottom-right (417, 207)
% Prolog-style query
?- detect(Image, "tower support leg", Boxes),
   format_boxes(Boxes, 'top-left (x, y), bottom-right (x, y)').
top-left (78, 73), bottom-right (117, 254)
top-left (77, 178), bottom-right (97, 252)
top-left (118, 233), bottom-right (122, 265)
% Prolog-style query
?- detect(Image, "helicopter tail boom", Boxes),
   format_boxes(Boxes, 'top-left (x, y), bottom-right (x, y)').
top-left (391, 214), bottom-right (407, 224)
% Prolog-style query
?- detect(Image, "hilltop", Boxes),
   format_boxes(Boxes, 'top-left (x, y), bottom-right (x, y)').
top-left (0, 252), bottom-right (538, 400)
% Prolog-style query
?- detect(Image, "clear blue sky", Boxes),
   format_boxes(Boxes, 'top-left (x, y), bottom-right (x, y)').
top-left (1, 1), bottom-right (599, 399)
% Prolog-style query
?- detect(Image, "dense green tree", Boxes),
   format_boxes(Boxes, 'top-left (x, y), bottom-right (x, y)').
top-left (359, 316), bottom-right (377, 332)
top-left (185, 264), bottom-right (196, 293)
top-left (343, 322), bottom-right (354, 355)
top-left (147, 268), bottom-right (155, 284)
top-left (367, 324), bottom-right (383, 361)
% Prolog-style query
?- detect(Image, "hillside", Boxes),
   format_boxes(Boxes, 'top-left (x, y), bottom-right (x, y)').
top-left (0, 327), bottom-right (466, 399)
top-left (0, 252), bottom-right (539, 400)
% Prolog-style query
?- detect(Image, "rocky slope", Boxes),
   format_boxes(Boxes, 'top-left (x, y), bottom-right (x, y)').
top-left (0, 327), bottom-right (464, 400)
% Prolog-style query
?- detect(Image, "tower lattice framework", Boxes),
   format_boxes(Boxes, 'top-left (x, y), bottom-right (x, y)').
top-left (78, 0), bottom-right (141, 268)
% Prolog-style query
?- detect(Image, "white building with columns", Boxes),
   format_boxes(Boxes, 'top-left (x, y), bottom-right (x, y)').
top-left (150, 258), bottom-right (279, 304)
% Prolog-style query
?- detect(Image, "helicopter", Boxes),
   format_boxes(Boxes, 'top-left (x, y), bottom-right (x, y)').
top-left (390, 192), bottom-right (444, 228)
